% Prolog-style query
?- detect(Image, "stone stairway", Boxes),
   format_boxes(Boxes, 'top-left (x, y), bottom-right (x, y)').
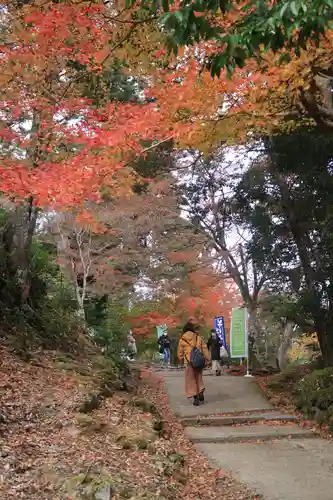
top-left (181, 411), bottom-right (314, 443)
top-left (134, 361), bottom-right (184, 371)
top-left (163, 372), bottom-right (333, 500)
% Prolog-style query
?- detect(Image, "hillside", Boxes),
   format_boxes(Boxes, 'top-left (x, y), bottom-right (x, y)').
top-left (0, 346), bottom-right (255, 500)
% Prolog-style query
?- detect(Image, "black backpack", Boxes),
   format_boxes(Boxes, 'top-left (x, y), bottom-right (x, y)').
top-left (183, 335), bottom-right (206, 369)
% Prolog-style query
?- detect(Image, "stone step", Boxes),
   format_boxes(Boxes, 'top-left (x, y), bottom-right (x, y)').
top-left (184, 423), bottom-right (315, 443)
top-left (196, 439), bottom-right (333, 500)
top-left (181, 412), bottom-right (298, 427)
top-left (154, 367), bottom-right (184, 371)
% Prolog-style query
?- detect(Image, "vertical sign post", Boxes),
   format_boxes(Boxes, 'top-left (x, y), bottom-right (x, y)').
top-left (214, 316), bottom-right (227, 348)
top-left (230, 307), bottom-right (252, 377)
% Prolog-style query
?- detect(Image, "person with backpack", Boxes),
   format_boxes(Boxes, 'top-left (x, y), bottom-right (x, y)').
top-left (177, 321), bottom-right (210, 406)
top-left (158, 331), bottom-right (171, 365)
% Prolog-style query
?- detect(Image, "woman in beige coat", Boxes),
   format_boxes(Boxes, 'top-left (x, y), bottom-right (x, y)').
top-left (177, 321), bottom-right (210, 406)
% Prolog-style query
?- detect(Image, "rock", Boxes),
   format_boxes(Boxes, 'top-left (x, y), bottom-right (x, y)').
top-left (113, 379), bottom-right (125, 391)
top-left (78, 392), bottom-right (101, 413)
top-left (76, 414), bottom-right (108, 434)
top-left (100, 385), bottom-right (114, 398)
top-left (95, 484), bottom-right (112, 500)
top-left (40, 405), bottom-right (58, 416)
top-left (0, 446), bottom-right (10, 458)
top-left (122, 380), bottom-right (135, 393)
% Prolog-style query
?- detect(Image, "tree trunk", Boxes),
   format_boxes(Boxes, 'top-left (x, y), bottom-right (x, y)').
top-left (277, 322), bottom-right (294, 371)
top-left (75, 281), bottom-right (86, 325)
top-left (265, 331), bottom-right (269, 361)
top-left (20, 197), bottom-right (38, 300)
top-left (3, 199), bottom-right (38, 301)
top-left (315, 319), bottom-right (333, 366)
top-left (247, 303), bottom-right (262, 370)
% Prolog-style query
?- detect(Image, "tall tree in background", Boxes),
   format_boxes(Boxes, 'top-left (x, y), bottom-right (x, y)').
top-left (129, 245), bottom-right (240, 337)
top-left (178, 150), bottom-right (275, 365)
top-left (45, 138), bottom-right (207, 327)
top-left (235, 127), bottom-right (333, 365)
top-left (176, 267), bottom-right (240, 334)
top-left (49, 210), bottom-right (135, 321)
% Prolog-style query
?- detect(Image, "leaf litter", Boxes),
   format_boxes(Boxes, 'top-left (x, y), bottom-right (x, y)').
top-left (0, 347), bottom-right (262, 499)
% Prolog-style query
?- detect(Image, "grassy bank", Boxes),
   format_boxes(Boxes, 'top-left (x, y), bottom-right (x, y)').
top-left (257, 364), bottom-right (333, 435)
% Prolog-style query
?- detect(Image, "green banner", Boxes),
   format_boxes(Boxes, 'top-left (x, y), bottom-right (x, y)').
top-left (230, 308), bottom-right (248, 358)
top-left (156, 324), bottom-right (167, 339)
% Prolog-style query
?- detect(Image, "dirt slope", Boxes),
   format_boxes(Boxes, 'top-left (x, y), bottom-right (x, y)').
top-left (0, 348), bottom-right (259, 499)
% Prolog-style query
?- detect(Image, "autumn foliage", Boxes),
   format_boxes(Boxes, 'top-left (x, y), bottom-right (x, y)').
top-left (3, 1), bottom-right (330, 351)
top-left (177, 270), bottom-right (240, 332)
top-left (130, 263), bottom-right (241, 337)
top-left (2, 0), bottom-right (333, 213)
top-left (150, 28), bottom-right (333, 147)
top-left (0, 1), bottom-right (177, 209)
top-left (2, 0), bottom-right (329, 214)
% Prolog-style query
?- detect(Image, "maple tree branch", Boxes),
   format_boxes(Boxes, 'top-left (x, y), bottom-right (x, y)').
top-left (121, 136), bottom-right (174, 170)
top-left (212, 103), bottom-right (298, 127)
top-left (184, 206), bottom-right (251, 301)
top-left (90, 242), bottom-right (117, 264)
top-left (101, 11), bottom-right (157, 25)
top-left (235, 224), bottom-right (251, 245)
top-left (100, 24), bottom-right (140, 67)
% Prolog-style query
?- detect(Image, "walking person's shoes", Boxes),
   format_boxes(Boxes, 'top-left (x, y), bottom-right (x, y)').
top-left (216, 370), bottom-right (221, 376)
top-left (193, 395), bottom-right (200, 406)
top-left (198, 391), bottom-right (205, 403)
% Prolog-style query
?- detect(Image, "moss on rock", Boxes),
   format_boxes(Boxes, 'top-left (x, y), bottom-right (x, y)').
top-left (75, 414), bottom-right (108, 434)
top-left (78, 392), bottom-right (102, 413)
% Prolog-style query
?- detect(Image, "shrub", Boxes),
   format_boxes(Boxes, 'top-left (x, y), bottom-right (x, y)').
top-left (0, 213), bottom-right (82, 352)
top-left (295, 368), bottom-right (333, 428)
top-left (132, 397), bottom-right (159, 416)
top-left (86, 299), bottom-right (129, 358)
top-left (116, 429), bottom-right (156, 450)
top-left (267, 364), bottom-right (312, 391)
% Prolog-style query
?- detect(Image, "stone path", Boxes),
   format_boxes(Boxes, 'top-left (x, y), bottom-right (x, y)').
top-left (165, 370), bottom-right (272, 417)
top-left (163, 370), bottom-right (333, 500)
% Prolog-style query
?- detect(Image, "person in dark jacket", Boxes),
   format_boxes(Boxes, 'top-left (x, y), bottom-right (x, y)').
top-left (207, 329), bottom-right (222, 376)
top-left (158, 332), bottom-right (171, 365)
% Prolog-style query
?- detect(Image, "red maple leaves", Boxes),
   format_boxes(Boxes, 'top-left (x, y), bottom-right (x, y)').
top-left (0, 2), bottom-right (176, 209)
